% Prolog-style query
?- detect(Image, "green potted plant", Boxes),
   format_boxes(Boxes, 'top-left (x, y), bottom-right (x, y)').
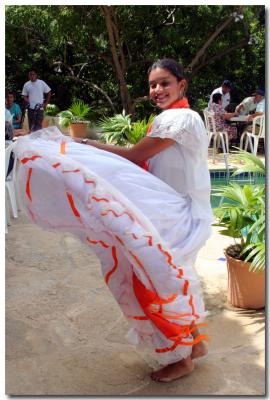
top-left (58, 100), bottom-right (91, 138)
top-left (42, 104), bottom-right (60, 128)
top-left (213, 150), bottom-right (265, 309)
top-left (97, 112), bottom-right (132, 146)
top-left (98, 112), bottom-right (154, 145)
top-left (125, 115), bottom-right (155, 144)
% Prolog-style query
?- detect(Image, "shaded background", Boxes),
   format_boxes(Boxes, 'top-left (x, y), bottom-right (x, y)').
top-left (5, 5), bottom-right (265, 120)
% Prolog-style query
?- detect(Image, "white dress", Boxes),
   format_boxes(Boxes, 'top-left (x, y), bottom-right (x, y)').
top-left (14, 113), bottom-right (213, 366)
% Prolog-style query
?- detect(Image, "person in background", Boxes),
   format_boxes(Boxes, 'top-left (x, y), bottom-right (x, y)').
top-left (242, 89), bottom-right (265, 137)
top-left (235, 89), bottom-right (265, 117)
top-left (5, 91), bottom-right (22, 129)
top-left (5, 107), bottom-right (14, 176)
top-left (22, 68), bottom-right (51, 131)
top-left (209, 92), bottom-right (237, 146)
top-left (246, 89), bottom-right (265, 122)
top-left (5, 107), bottom-right (14, 141)
top-left (208, 80), bottom-right (232, 111)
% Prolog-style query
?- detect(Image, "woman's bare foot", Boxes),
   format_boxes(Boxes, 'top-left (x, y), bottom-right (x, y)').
top-left (191, 341), bottom-right (208, 360)
top-left (151, 356), bottom-right (194, 383)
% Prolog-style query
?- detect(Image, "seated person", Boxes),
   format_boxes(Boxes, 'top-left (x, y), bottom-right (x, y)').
top-left (208, 80), bottom-right (232, 111)
top-left (209, 93), bottom-right (237, 145)
top-left (5, 91), bottom-right (22, 129)
top-left (5, 108), bottom-right (14, 141)
top-left (5, 108), bottom-right (14, 177)
top-left (235, 89), bottom-right (265, 118)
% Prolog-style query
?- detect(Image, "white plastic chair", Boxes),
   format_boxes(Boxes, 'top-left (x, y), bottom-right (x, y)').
top-left (240, 115), bottom-right (265, 155)
top-left (203, 110), bottom-right (229, 164)
top-left (5, 141), bottom-right (18, 233)
top-left (12, 151), bottom-right (23, 212)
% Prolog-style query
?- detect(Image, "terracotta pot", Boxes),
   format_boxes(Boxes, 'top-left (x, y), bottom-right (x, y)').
top-left (42, 118), bottom-right (50, 128)
top-left (69, 123), bottom-right (87, 138)
top-left (226, 254), bottom-right (265, 309)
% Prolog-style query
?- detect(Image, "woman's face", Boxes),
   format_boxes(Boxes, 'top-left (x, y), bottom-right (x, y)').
top-left (149, 67), bottom-right (183, 109)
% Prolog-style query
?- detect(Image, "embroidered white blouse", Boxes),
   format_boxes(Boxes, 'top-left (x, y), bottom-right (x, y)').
top-left (148, 108), bottom-right (213, 222)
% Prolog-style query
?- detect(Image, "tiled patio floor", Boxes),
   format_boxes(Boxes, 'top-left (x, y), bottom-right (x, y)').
top-left (207, 148), bottom-right (265, 171)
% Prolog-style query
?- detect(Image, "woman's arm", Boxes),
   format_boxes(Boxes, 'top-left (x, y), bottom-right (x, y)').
top-left (73, 136), bottom-right (175, 165)
top-left (15, 107), bottom-right (22, 124)
top-left (221, 112), bottom-right (236, 120)
top-left (247, 111), bottom-right (264, 122)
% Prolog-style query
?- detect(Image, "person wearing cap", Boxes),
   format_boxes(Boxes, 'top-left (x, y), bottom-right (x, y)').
top-left (244, 89), bottom-right (265, 138)
top-left (235, 89), bottom-right (265, 117)
top-left (208, 80), bottom-right (232, 111)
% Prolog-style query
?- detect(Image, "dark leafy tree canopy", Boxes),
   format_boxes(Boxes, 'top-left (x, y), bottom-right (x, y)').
top-left (5, 5), bottom-right (265, 119)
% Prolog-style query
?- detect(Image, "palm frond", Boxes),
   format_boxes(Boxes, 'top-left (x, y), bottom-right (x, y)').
top-left (231, 149), bottom-right (265, 176)
top-left (68, 100), bottom-right (91, 119)
top-left (212, 183), bottom-right (257, 207)
top-left (242, 243), bottom-right (265, 272)
top-left (97, 113), bottom-right (132, 145)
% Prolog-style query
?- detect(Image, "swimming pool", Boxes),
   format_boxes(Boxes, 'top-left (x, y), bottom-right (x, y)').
top-left (210, 170), bottom-right (265, 209)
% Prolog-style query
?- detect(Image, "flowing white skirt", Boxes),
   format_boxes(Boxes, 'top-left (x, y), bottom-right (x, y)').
top-left (14, 127), bottom-right (212, 366)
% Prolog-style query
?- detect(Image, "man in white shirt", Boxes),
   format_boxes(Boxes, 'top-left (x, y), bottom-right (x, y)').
top-left (244, 89), bottom-right (265, 136)
top-left (22, 68), bottom-right (51, 131)
top-left (235, 89), bottom-right (265, 116)
top-left (208, 80), bottom-right (232, 111)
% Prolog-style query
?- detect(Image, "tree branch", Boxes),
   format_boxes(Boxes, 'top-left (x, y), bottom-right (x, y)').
top-left (111, 7), bottom-right (127, 74)
top-left (100, 5), bottom-right (134, 116)
top-left (152, 7), bottom-right (176, 32)
top-left (53, 61), bottom-right (74, 76)
top-left (68, 76), bottom-right (116, 113)
top-left (52, 61), bottom-right (116, 112)
top-left (161, 7), bottom-right (176, 26)
top-left (190, 39), bottom-right (249, 76)
top-left (134, 95), bottom-right (149, 104)
top-left (186, 17), bottom-right (235, 72)
top-left (87, 35), bottom-right (114, 69)
top-left (186, 6), bottom-right (246, 73)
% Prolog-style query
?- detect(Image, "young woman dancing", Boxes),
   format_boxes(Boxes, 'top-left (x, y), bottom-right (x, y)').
top-left (15, 59), bottom-right (213, 383)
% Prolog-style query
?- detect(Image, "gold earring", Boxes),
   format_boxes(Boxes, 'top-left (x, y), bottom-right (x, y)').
top-left (149, 98), bottom-right (157, 108)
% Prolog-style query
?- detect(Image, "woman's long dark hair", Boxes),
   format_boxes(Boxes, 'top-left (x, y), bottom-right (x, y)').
top-left (148, 59), bottom-right (184, 82)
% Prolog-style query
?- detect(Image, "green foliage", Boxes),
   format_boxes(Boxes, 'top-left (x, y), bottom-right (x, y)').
top-left (231, 149), bottom-right (265, 176)
top-left (195, 98), bottom-right (208, 114)
top-left (98, 113), bottom-right (132, 146)
top-left (125, 114), bottom-right (155, 144)
top-left (213, 151), bottom-right (265, 272)
top-left (44, 104), bottom-right (60, 116)
top-left (98, 113), bottom-right (155, 146)
top-left (68, 100), bottom-right (91, 119)
top-left (5, 5), bottom-right (265, 116)
top-left (58, 99), bottom-right (91, 127)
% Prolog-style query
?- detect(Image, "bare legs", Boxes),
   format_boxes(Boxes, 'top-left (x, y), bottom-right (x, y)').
top-left (151, 356), bottom-right (194, 382)
top-left (151, 328), bottom-right (208, 383)
top-left (191, 327), bottom-right (208, 360)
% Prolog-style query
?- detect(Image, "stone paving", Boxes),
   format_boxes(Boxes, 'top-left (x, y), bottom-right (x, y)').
top-left (5, 212), bottom-right (265, 396)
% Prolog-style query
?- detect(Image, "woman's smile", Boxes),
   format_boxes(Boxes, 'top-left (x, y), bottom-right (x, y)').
top-left (149, 67), bottom-right (182, 110)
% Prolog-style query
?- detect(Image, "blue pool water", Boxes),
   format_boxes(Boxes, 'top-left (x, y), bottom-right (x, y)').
top-left (210, 171), bottom-right (265, 209)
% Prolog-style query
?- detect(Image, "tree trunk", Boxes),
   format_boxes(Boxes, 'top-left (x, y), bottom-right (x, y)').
top-left (101, 6), bottom-right (135, 118)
